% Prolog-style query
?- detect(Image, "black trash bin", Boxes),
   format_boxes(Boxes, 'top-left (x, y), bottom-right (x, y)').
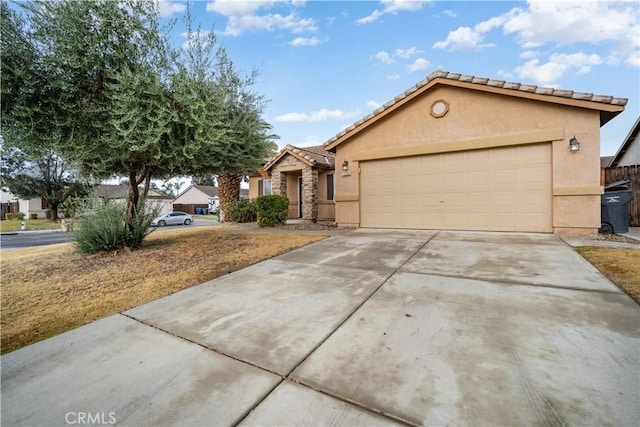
top-left (600, 189), bottom-right (633, 234)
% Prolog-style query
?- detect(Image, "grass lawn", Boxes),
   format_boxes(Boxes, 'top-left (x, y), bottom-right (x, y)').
top-left (0, 219), bottom-right (60, 232)
top-left (577, 246), bottom-right (640, 304)
top-left (0, 225), bottom-right (326, 354)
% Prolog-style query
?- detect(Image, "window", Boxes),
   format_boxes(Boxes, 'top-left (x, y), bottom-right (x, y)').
top-left (327, 174), bottom-right (334, 200)
top-left (259, 179), bottom-right (272, 196)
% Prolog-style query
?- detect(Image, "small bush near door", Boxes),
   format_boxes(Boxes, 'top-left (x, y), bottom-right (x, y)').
top-left (29, 213), bottom-right (38, 220)
top-left (15, 212), bottom-right (25, 220)
top-left (256, 195), bottom-right (289, 227)
top-left (227, 200), bottom-right (257, 223)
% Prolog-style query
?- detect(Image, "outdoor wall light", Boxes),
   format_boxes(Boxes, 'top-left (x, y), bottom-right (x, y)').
top-left (569, 136), bottom-right (580, 152)
top-left (342, 160), bottom-right (349, 170)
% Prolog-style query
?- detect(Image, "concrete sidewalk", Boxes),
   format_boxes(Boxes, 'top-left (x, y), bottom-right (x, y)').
top-left (2, 229), bottom-right (638, 426)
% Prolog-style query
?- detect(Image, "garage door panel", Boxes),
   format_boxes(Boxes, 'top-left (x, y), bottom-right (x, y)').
top-left (360, 144), bottom-right (552, 232)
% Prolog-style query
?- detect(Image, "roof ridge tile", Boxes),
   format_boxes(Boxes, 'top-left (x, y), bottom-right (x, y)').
top-left (323, 70), bottom-right (627, 149)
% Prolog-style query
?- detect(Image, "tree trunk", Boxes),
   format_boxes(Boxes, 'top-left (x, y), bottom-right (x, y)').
top-left (217, 173), bottom-right (241, 222)
top-left (126, 169), bottom-right (150, 231)
top-left (126, 170), bottom-right (140, 232)
top-left (50, 202), bottom-right (59, 222)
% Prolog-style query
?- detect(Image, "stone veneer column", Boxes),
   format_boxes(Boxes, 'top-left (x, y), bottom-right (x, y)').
top-left (302, 166), bottom-right (318, 222)
top-left (271, 169), bottom-right (287, 196)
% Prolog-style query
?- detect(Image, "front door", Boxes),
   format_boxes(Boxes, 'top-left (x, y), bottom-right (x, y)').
top-left (297, 176), bottom-right (303, 218)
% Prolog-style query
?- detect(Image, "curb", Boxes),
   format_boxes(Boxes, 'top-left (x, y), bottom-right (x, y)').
top-left (1, 228), bottom-right (64, 236)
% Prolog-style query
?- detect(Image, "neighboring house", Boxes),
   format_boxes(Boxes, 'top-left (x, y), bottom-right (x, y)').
top-left (95, 184), bottom-right (173, 215)
top-left (173, 185), bottom-right (249, 214)
top-left (1, 189), bottom-right (46, 219)
top-left (248, 145), bottom-right (335, 222)
top-left (602, 117), bottom-right (640, 226)
top-left (607, 116), bottom-right (640, 168)
top-left (323, 70), bottom-right (627, 236)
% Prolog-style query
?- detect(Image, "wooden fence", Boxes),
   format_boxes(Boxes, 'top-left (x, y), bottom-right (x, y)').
top-left (604, 165), bottom-right (639, 226)
top-left (0, 202), bottom-right (20, 220)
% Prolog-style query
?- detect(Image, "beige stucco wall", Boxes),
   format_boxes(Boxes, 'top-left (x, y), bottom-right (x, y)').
top-left (248, 177), bottom-right (261, 199)
top-left (317, 170), bottom-right (335, 221)
top-left (333, 85), bottom-right (606, 235)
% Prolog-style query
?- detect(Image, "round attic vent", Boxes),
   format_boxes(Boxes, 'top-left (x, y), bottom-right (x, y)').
top-left (430, 100), bottom-right (449, 118)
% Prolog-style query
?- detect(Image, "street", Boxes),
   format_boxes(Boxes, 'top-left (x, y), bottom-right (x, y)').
top-left (0, 231), bottom-right (72, 250)
top-left (0, 220), bottom-right (220, 251)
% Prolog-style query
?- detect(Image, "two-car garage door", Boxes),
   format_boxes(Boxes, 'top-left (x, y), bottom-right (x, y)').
top-left (360, 144), bottom-right (552, 232)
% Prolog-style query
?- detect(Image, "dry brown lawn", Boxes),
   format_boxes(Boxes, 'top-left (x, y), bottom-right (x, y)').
top-left (577, 246), bottom-right (640, 304)
top-left (1, 226), bottom-right (326, 354)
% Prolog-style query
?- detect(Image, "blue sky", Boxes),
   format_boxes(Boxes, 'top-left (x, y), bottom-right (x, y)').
top-left (157, 0), bottom-right (640, 156)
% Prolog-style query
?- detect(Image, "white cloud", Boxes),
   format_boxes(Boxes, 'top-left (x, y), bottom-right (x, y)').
top-left (514, 52), bottom-right (602, 86)
top-left (434, 1), bottom-right (639, 66)
top-left (206, 0), bottom-right (317, 36)
top-left (275, 108), bottom-right (361, 123)
top-left (433, 27), bottom-right (482, 50)
top-left (395, 46), bottom-right (423, 59)
top-left (433, 11), bottom-right (514, 51)
top-left (367, 100), bottom-right (381, 110)
top-left (206, 1), bottom-right (276, 16)
top-left (626, 50), bottom-right (640, 67)
top-left (407, 58), bottom-right (430, 72)
top-left (520, 50), bottom-right (541, 59)
top-left (503, 1), bottom-right (638, 50)
top-left (443, 10), bottom-right (456, 18)
top-left (289, 36), bottom-right (322, 47)
top-left (357, 0), bottom-right (429, 25)
top-left (372, 51), bottom-right (396, 64)
top-left (387, 74), bottom-right (401, 80)
top-left (224, 14), bottom-right (317, 36)
top-left (157, 0), bottom-right (185, 17)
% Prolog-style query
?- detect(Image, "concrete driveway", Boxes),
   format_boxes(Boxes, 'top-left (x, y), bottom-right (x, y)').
top-left (2, 229), bottom-right (638, 426)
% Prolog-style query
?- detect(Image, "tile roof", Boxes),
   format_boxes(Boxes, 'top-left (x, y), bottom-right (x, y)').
top-left (192, 185), bottom-right (218, 197)
top-left (324, 70), bottom-right (628, 149)
top-left (95, 184), bottom-right (168, 199)
top-left (264, 144), bottom-right (335, 171)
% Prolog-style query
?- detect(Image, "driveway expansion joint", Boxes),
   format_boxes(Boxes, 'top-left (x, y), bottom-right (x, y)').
top-left (120, 313), bottom-right (285, 378)
top-left (282, 378), bottom-right (419, 427)
top-left (397, 269), bottom-right (625, 295)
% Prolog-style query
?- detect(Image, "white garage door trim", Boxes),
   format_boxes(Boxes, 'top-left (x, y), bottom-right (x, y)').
top-left (360, 143), bottom-right (552, 232)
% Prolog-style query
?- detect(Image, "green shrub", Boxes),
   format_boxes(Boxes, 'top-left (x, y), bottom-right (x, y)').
top-left (45, 209), bottom-right (52, 220)
top-left (255, 195), bottom-right (289, 227)
top-left (227, 199), bottom-right (257, 223)
top-left (74, 200), bottom-right (159, 254)
top-left (15, 212), bottom-right (25, 220)
top-left (29, 213), bottom-right (38, 220)
top-left (6, 213), bottom-right (14, 220)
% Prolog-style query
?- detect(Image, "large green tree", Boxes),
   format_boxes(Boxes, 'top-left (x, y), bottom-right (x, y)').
top-left (3, 0), bottom-right (277, 243)
top-left (1, 2), bottom-right (87, 220)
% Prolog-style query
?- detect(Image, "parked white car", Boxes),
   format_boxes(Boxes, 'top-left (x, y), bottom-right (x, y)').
top-left (151, 211), bottom-right (194, 227)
